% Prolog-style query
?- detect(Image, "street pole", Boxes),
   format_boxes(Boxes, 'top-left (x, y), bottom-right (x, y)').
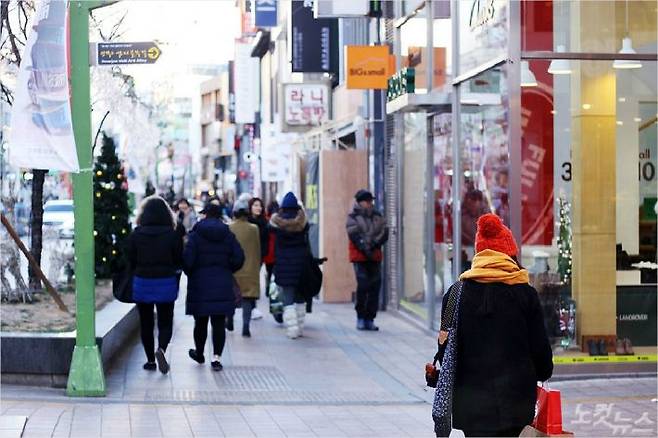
top-left (67, 0), bottom-right (106, 397)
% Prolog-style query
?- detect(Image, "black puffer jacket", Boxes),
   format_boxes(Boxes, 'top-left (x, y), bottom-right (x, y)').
top-left (269, 209), bottom-right (309, 288)
top-left (440, 280), bottom-right (553, 434)
top-left (126, 225), bottom-right (183, 278)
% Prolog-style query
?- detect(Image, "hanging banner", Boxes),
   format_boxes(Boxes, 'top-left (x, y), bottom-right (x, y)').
top-left (9, 0), bottom-right (79, 172)
top-left (234, 43), bottom-right (259, 124)
top-left (291, 0), bottom-right (339, 75)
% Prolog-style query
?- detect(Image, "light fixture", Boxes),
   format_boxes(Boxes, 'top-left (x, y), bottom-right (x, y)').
top-left (613, 1), bottom-right (642, 70)
top-left (613, 37), bottom-right (642, 69)
top-left (548, 45), bottom-right (571, 75)
top-left (520, 61), bottom-right (538, 87)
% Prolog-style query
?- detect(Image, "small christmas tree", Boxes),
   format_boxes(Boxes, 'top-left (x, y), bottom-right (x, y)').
top-left (93, 133), bottom-right (132, 278)
top-left (557, 196), bottom-right (572, 284)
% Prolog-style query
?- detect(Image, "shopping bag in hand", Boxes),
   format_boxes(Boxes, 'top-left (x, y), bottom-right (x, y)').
top-left (531, 385), bottom-right (573, 436)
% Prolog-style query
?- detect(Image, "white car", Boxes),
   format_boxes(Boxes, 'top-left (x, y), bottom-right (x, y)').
top-left (43, 200), bottom-right (74, 239)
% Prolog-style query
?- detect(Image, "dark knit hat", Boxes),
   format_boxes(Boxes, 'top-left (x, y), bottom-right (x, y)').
top-left (475, 213), bottom-right (518, 256)
top-left (281, 192), bottom-right (300, 210)
top-left (355, 189), bottom-right (375, 203)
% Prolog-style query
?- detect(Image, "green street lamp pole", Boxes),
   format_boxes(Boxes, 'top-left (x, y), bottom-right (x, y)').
top-left (66, 0), bottom-right (107, 397)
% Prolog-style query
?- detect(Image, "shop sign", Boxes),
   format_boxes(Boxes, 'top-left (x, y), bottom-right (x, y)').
top-left (617, 286), bottom-right (658, 346)
top-left (405, 47), bottom-right (446, 90)
top-left (346, 45), bottom-right (390, 90)
top-left (281, 83), bottom-right (331, 131)
top-left (387, 68), bottom-right (415, 102)
top-left (291, 0), bottom-right (339, 75)
top-left (469, 0), bottom-right (496, 30)
top-left (255, 0), bottom-right (277, 27)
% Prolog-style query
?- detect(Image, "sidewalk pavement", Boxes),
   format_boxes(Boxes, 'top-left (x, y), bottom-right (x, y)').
top-left (1, 297), bottom-right (656, 437)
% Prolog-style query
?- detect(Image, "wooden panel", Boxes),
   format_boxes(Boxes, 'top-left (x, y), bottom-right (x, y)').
top-left (320, 149), bottom-right (368, 303)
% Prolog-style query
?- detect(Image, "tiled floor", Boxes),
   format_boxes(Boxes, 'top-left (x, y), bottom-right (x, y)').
top-left (1, 298), bottom-right (656, 437)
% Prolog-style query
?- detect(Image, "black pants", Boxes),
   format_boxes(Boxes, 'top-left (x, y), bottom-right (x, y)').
top-left (353, 261), bottom-right (381, 320)
top-left (462, 426), bottom-right (524, 437)
top-left (265, 263), bottom-right (274, 296)
top-left (242, 298), bottom-right (256, 328)
top-left (193, 315), bottom-right (226, 357)
top-left (137, 302), bottom-right (175, 363)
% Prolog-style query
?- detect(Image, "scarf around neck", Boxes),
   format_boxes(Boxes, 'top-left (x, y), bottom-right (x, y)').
top-left (459, 249), bottom-right (529, 285)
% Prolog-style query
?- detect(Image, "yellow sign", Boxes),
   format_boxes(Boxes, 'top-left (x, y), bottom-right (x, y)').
top-left (552, 354), bottom-right (657, 365)
top-left (346, 45), bottom-right (391, 90)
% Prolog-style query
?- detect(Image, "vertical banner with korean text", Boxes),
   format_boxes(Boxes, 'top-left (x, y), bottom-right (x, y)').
top-left (9, 0), bottom-right (79, 172)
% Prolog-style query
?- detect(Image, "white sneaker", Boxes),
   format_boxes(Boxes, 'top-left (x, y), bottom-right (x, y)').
top-left (251, 308), bottom-right (263, 320)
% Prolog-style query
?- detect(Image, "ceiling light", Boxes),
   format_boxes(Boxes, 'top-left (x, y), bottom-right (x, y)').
top-left (582, 104), bottom-right (591, 110)
top-left (520, 61), bottom-right (538, 87)
top-left (613, 38), bottom-right (642, 69)
top-left (548, 45), bottom-right (571, 75)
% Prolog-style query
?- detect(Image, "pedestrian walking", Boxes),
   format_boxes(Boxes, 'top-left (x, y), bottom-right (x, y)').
top-left (184, 202), bottom-right (245, 371)
top-left (346, 189), bottom-right (388, 331)
top-left (126, 195), bottom-right (183, 374)
top-left (269, 192), bottom-right (309, 339)
top-left (176, 198), bottom-right (198, 234)
top-left (230, 196), bottom-right (261, 337)
top-left (432, 213), bottom-right (553, 437)
top-left (247, 196), bottom-right (269, 321)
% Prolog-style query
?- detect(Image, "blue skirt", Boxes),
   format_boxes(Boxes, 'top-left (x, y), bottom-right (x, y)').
top-left (133, 276), bottom-right (179, 303)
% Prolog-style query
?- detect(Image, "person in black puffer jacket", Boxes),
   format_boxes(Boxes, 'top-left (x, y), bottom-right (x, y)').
top-left (184, 202), bottom-right (244, 371)
top-left (269, 192), bottom-right (309, 339)
top-left (435, 213), bottom-right (553, 437)
top-left (126, 196), bottom-right (183, 375)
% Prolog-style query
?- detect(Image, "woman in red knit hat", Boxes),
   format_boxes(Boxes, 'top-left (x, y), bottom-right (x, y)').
top-left (432, 213), bottom-right (553, 437)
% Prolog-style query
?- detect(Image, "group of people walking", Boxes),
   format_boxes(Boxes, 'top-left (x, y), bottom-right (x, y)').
top-left (124, 190), bottom-right (319, 374)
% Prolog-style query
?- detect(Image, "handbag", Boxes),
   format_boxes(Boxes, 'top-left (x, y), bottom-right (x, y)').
top-left (531, 385), bottom-right (573, 436)
top-left (425, 281), bottom-right (462, 388)
top-left (112, 266), bottom-right (134, 303)
top-left (432, 280), bottom-right (464, 437)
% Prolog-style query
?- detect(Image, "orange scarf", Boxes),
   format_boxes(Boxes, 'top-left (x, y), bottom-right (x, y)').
top-left (459, 249), bottom-right (529, 285)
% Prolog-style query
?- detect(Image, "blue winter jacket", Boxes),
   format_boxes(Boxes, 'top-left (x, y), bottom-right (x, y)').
top-left (183, 218), bottom-right (245, 316)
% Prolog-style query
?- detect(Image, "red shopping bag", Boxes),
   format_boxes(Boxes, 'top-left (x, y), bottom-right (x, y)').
top-left (532, 385), bottom-right (565, 435)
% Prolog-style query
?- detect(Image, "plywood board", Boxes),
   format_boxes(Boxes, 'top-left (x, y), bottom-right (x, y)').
top-left (320, 149), bottom-right (368, 303)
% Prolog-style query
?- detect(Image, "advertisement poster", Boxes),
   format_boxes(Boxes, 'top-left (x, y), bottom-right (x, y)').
top-left (9, 0), bottom-right (79, 172)
top-left (305, 152), bottom-right (320, 257)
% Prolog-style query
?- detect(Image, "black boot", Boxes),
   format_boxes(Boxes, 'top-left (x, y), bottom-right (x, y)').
top-left (226, 316), bottom-right (234, 332)
top-left (188, 349), bottom-right (205, 364)
top-left (242, 325), bottom-right (251, 337)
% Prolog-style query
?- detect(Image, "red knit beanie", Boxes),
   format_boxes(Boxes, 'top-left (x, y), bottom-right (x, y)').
top-left (475, 213), bottom-right (518, 256)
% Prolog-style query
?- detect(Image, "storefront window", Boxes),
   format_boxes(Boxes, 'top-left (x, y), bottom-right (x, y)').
top-left (522, 1), bottom-right (658, 54)
top-left (521, 59), bottom-right (658, 353)
top-left (459, 0), bottom-right (508, 73)
top-left (459, 65), bottom-right (510, 268)
top-left (401, 112), bottom-right (428, 316)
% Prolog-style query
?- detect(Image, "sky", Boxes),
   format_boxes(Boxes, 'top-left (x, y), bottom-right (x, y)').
top-left (92, 1), bottom-right (241, 98)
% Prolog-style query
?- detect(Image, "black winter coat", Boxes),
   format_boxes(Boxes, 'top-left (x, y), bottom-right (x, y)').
top-left (126, 225), bottom-right (183, 278)
top-left (269, 210), bottom-right (309, 288)
top-left (249, 215), bottom-right (269, 260)
top-left (440, 280), bottom-right (553, 434)
top-left (183, 219), bottom-right (245, 316)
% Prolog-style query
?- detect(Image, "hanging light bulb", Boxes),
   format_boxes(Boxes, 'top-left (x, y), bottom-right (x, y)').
top-left (548, 45), bottom-right (571, 75)
top-left (613, 37), bottom-right (642, 69)
top-left (614, 1), bottom-right (642, 70)
top-left (520, 61), bottom-right (538, 87)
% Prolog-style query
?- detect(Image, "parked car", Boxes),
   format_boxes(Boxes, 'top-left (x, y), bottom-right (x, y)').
top-left (43, 199), bottom-right (74, 239)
